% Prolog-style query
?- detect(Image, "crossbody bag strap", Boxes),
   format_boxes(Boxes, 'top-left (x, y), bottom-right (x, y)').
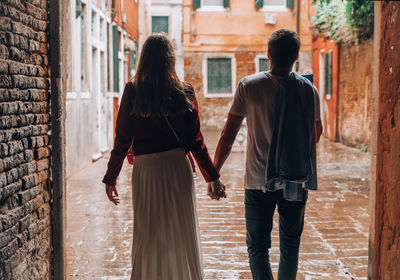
top-left (163, 115), bottom-right (185, 149)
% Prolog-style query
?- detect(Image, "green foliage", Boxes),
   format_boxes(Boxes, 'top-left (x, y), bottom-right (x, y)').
top-left (345, 0), bottom-right (374, 42)
top-left (311, 0), bottom-right (374, 45)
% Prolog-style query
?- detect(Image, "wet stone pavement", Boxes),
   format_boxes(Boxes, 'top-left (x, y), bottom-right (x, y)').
top-left (66, 130), bottom-right (371, 280)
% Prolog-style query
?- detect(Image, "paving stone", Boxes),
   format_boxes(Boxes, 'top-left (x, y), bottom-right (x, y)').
top-left (66, 132), bottom-right (371, 279)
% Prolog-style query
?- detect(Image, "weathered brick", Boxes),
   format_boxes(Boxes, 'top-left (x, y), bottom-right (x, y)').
top-left (23, 194), bottom-right (43, 214)
top-left (0, 59), bottom-right (8, 74)
top-left (36, 158), bottom-right (48, 171)
top-left (30, 89), bottom-right (47, 101)
top-left (13, 34), bottom-right (29, 50)
top-left (3, 247), bottom-right (23, 275)
top-left (6, 193), bottom-right (19, 210)
top-left (30, 53), bottom-right (42, 64)
top-left (18, 214), bottom-right (32, 233)
top-left (18, 161), bottom-right (36, 177)
top-left (9, 47), bottom-right (28, 63)
top-left (7, 140), bottom-right (24, 156)
top-left (37, 170), bottom-right (48, 184)
top-left (12, 21), bottom-right (32, 39)
top-left (5, 167), bottom-right (19, 184)
top-left (1, 206), bottom-right (24, 231)
top-left (0, 143), bottom-right (9, 157)
top-left (0, 224), bottom-right (18, 249)
top-left (0, 43), bottom-right (9, 59)
top-left (0, 102), bottom-right (19, 115)
top-left (0, 172), bottom-right (7, 188)
top-left (21, 173), bottom-right (38, 190)
top-left (9, 62), bottom-right (29, 75)
top-left (1, 0), bottom-right (51, 276)
top-left (29, 40), bottom-right (40, 52)
top-left (34, 147), bottom-right (49, 160)
top-left (0, 180), bottom-right (21, 202)
top-left (3, 152), bottom-right (25, 171)
top-left (0, 15), bottom-right (13, 32)
top-left (0, 116), bottom-right (12, 129)
top-left (0, 74), bottom-right (12, 88)
top-left (0, 89), bottom-right (10, 101)
top-left (24, 149), bottom-right (33, 162)
top-left (0, 237), bottom-right (18, 260)
top-left (12, 75), bottom-right (36, 89)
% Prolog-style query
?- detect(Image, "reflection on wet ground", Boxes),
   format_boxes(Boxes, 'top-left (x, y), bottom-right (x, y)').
top-left (66, 130), bottom-right (371, 279)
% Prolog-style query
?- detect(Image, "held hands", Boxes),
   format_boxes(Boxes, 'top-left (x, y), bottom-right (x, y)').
top-left (207, 179), bottom-right (227, 200)
top-left (105, 184), bottom-right (120, 205)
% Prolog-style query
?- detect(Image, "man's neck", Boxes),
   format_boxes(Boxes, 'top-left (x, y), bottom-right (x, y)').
top-left (270, 66), bottom-right (292, 77)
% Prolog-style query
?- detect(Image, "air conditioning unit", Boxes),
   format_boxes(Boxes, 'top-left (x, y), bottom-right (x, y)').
top-left (265, 13), bottom-right (277, 25)
top-left (122, 13), bottom-right (127, 23)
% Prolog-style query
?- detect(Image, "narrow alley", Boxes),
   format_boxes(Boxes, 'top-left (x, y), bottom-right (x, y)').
top-left (66, 130), bottom-right (371, 280)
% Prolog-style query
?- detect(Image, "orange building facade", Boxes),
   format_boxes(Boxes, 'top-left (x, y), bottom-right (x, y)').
top-left (312, 37), bottom-right (340, 141)
top-left (183, 0), bottom-right (315, 129)
top-left (111, 0), bottom-right (139, 132)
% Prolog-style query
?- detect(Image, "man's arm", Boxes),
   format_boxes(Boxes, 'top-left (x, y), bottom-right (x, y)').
top-left (213, 113), bottom-right (244, 172)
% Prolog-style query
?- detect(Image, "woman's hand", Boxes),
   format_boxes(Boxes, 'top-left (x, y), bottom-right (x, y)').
top-left (105, 184), bottom-right (120, 205)
top-left (207, 179), bottom-right (227, 200)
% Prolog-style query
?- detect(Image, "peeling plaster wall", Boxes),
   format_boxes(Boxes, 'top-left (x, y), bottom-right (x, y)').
top-left (338, 39), bottom-right (373, 149)
top-left (373, 2), bottom-right (400, 279)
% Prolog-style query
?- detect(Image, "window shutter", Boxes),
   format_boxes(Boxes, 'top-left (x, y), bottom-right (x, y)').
top-left (193, 0), bottom-right (201, 9)
top-left (286, 0), bottom-right (294, 9)
top-left (329, 51), bottom-right (333, 95)
top-left (255, 0), bottom-right (263, 8)
top-left (112, 25), bottom-right (119, 92)
top-left (324, 53), bottom-right (329, 95)
top-left (223, 0), bottom-right (230, 8)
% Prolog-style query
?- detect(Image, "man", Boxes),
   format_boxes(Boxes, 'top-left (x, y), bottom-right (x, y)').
top-left (210, 29), bottom-right (323, 279)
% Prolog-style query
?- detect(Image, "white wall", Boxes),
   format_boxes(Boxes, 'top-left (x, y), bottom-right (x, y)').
top-left (66, 0), bottom-right (114, 177)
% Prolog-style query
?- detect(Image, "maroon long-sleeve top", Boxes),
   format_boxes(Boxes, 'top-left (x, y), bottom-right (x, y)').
top-left (102, 82), bottom-right (220, 186)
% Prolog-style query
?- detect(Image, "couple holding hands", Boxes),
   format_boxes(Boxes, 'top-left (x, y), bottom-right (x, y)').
top-left (103, 29), bottom-right (322, 280)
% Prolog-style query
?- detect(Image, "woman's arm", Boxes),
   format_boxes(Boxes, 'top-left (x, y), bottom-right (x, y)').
top-left (185, 84), bottom-right (220, 183)
top-left (102, 83), bottom-right (134, 187)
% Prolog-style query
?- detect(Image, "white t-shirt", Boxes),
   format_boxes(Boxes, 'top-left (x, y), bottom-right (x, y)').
top-left (229, 71), bottom-right (321, 190)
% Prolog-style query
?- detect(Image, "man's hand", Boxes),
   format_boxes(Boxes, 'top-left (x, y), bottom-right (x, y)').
top-left (105, 184), bottom-right (120, 205)
top-left (207, 179), bottom-right (227, 200)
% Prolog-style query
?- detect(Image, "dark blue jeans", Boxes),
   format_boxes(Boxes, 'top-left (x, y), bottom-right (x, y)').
top-left (245, 189), bottom-right (307, 280)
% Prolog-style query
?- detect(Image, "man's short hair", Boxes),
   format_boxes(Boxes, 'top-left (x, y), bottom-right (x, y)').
top-left (268, 29), bottom-right (300, 68)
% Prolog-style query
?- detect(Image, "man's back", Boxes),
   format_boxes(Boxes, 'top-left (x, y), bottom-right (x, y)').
top-left (229, 71), bottom-right (319, 190)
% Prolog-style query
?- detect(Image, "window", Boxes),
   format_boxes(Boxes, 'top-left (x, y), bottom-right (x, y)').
top-left (203, 0), bottom-right (223, 6)
top-left (207, 58), bottom-right (232, 94)
top-left (152, 16), bottom-right (168, 34)
top-left (263, 0), bottom-right (288, 11)
top-left (193, 0), bottom-right (229, 10)
top-left (259, 58), bottom-right (269, 72)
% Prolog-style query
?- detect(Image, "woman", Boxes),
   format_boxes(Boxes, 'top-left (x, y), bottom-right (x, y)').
top-left (102, 33), bottom-right (226, 279)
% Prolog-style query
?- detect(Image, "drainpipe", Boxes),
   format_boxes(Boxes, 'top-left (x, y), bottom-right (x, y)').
top-left (296, 0), bottom-right (300, 72)
top-left (49, 0), bottom-right (65, 279)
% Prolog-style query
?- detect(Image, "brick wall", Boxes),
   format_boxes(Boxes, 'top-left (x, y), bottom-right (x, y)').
top-left (0, 0), bottom-right (52, 279)
top-left (338, 38), bottom-right (373, 149)
top-left (184, 52), bottom-right (258, 129)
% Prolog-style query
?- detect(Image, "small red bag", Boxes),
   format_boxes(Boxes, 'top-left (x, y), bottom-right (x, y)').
top-left (127, 144), bottom-right (135, 165)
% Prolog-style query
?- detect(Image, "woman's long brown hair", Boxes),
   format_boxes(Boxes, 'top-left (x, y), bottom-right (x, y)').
top-left (131, 33), bottom-right (192, 117)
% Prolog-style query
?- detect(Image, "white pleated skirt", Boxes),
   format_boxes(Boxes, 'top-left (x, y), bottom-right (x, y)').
top-left (131, 148), bottom-right (203, 280)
